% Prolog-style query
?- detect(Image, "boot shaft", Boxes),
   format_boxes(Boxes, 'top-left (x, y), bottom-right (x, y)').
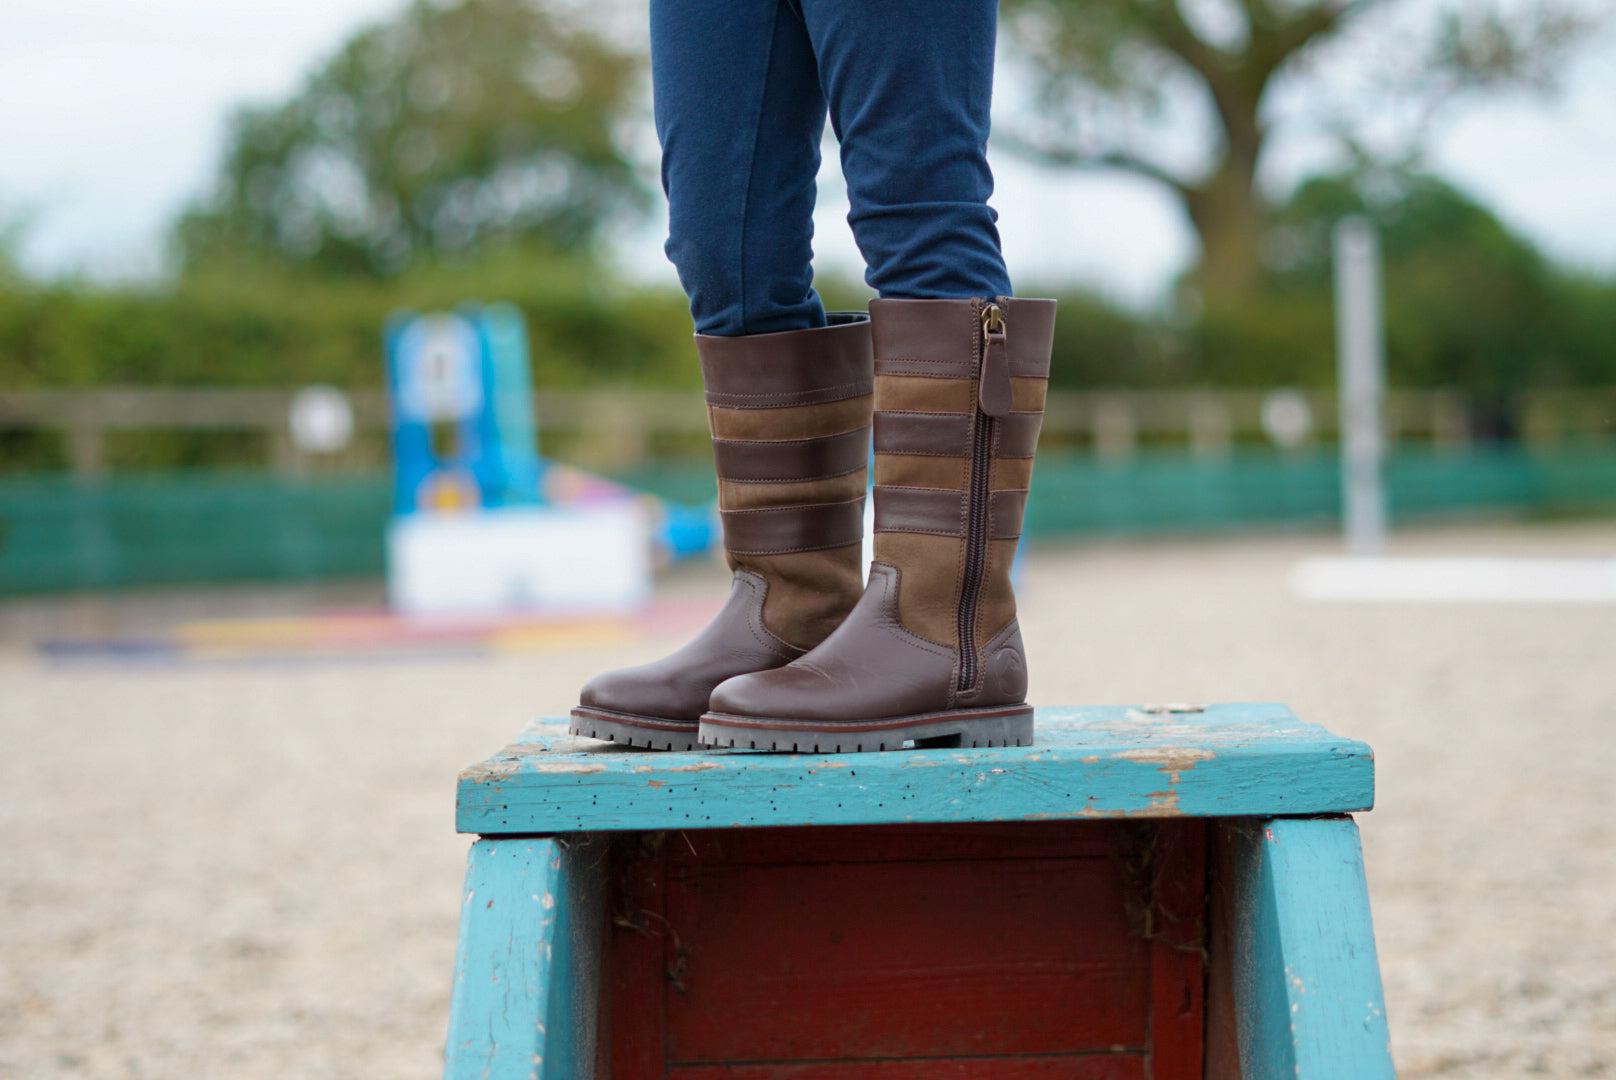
top-left (868, 297), bottom-right (1056, 664)
top-left (698, 314), bottom-right (874, 649)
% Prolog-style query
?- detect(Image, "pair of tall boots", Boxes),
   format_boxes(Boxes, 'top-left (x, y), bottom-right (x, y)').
top-left (571, 297), bottom-right (1057, 752)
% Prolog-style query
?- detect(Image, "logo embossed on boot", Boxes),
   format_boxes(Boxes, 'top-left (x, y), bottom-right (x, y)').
top-left (988, 648), bottom-right (1026, 699)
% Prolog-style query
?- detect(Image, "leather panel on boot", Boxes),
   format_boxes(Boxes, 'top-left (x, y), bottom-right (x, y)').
top-left (963, 620), bottom-right (1029, 708)
top-left (869, 531), bottom-right (964, 648)
top-left (873, 486), bottom-right (968, 537)
top-left (717, 471), bottom-right (868, 512)
top-left (875, 375), bottom-right (976, 415)
top-left (712, 427), bottom-right (871, 482)
top-left (752, 543), bottom-right (867, 651)
top-left (706, 563), bottom-right (958, 723)
top-left (874, 411), bottom-right (974, 457)
top-left (1000, 300), bottom-right (1058, 376)
top-left (707, 396), bottom-right (873, 440)
top-left (1010, 377), bottom-right (1049, 413)
top-left (874, 453), bottom-right (968, 490)
top-left (988, 491), bottom-right (1029, 540)
top-left (973, 538), bottom-right (1022, 657)
top-left (577, 570), bottom-right (800, 723)
top-left (871, 298), bottom-right (985, 379)
top-left (996, 412), bottom-right (1044, 459)
top-left (720, 498), bottom-right (866, 558)
top-left (990, 456), bottom-right (1036, 490)
top-left (699, 321), bottom-right (874, 408)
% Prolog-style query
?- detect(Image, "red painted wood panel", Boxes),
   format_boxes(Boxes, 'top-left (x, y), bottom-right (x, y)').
top-left (670, 1054), bottom-right (1147, 1079)
top-left (665, 857), bottom-right (1149, 1062)
top-left (1146, 822), bottom-right (1207, 1080)
top-left (607, 821), bottom-right (1206, 1080)
top-left (607, 837), bottom-right (672, 1080)
top-left (668, 822), bottom-right (1119, 867)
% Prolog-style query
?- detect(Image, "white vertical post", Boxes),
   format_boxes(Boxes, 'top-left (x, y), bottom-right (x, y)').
top-left (1334, 216), bottom-right (1387, 557)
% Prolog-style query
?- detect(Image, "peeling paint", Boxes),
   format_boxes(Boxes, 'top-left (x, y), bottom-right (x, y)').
top-left (1144, 789), bottom-right (1182, 813)
top-left (665, 761), bottom-right (724, 773)
top-left (1073, 802), bottom-right (1187, 819)
top-left (462, 760), bottom-right (523, 783)
top-left (1114, 746), bottom-right (1216, 784)
top-left (529, 761), bottom-right (609, 775)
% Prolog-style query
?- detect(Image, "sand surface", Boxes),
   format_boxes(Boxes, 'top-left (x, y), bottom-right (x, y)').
top-left (3, 520), bottom-right (1614, 1078)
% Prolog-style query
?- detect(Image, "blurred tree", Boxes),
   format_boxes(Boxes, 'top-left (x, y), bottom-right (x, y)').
top-left (998, 0), bottom-right (1602, 299)
top-left (0, 202), bottom-right (28, 288)
top-left (175, 0), bottom-right (647, 277)
top-left (1272, 170), bottom-right (1569, 437)
top-left (1185, 168), bottom-right (1611, 444)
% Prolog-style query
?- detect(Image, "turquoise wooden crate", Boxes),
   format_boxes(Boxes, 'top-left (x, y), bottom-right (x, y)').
top-left (446, 703), bottom-right (1395, 1079)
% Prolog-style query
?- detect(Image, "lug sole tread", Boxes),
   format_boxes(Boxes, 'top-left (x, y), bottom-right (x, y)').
top-left (569, 707), bottom-right (700, 752)
top-left (698, 706), bottom-right (1033, 754)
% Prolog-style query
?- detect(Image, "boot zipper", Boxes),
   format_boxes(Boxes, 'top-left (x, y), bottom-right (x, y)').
top-left (958, 301), bottom-right (1007, 692)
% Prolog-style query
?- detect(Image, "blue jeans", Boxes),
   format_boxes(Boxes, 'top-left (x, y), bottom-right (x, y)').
top-left (652, 0), bottom-right (1012, 336)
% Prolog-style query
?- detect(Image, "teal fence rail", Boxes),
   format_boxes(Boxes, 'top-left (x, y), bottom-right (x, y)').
top-left (3, 448), bottom-right (1614, 596)
top-left (0, 472), bottom-right (392, 595)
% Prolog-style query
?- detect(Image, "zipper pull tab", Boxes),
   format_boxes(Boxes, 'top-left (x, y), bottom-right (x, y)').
top-left (978, 302), bottom-right (1012, 417)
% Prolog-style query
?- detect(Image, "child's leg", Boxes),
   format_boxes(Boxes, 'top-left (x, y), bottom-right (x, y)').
top-left (699, 1), bottom-right (1056, 754)
top-left (574, 1), bottom-right (876, 750)
top-left (652, 0), bottom-right (830, 336)
top-left (798, 0), bottom-right (1012, 301)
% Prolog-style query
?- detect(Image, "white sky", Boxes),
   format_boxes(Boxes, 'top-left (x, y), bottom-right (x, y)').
top-left (1, 0), bottom-right (1613, 306)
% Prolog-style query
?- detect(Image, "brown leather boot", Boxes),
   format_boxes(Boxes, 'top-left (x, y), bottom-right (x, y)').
top-left (700, 297), bottom-right (1056, 752)
top-left (570, 314), bottom-right (873, 750)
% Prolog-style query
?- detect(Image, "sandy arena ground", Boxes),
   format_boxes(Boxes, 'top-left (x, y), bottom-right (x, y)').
top-left (2, 520), bottom-right (1614, 1078)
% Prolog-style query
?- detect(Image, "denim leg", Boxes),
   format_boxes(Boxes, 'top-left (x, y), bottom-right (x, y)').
top-left (799, 0), bottom-right (1012, 300)
top-left (652, 0), bottom-right (828, 336)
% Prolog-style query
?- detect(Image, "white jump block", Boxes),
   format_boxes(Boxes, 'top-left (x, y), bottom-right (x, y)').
top-left (387, 503), bottom-right (651, 616)
top-left (1291, 555), bottom-right (1616, 603)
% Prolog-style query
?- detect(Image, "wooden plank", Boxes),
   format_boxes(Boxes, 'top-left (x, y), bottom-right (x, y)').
top-left (663, 855), bottom-right (1150, 1062)
top-left (1144, 821), bottom-right (1206, 1080)
top-left (603, 823), bottom-right (1209, 1076)
top-left (457, 704), bottom-right (1374, 836)
top-left (667, 1055), bottom-right (1146, 1078)
top-left (605, 833), bottom-right (672, 1080)
top-left (444, 836), bottom-right (604, 1080)
top-left (665, 821), bottom-right (1119, 867)
top-left (1220, 817), bottom-right (1394, 1080)
top-left (1203, 821), bottom-right (1244, 1080)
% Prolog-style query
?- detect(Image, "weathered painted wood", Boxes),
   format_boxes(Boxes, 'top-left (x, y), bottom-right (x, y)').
top-left (444, 836), bottom-right (603, 1080)
top-left (1222, 816), bottom-right (1395, 1080)
top-left (457, 703), bottom-right (1373, 835)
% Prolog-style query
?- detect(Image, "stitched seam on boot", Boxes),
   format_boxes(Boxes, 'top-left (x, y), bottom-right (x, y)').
top-left (735, 571), bottom-right (805, 660)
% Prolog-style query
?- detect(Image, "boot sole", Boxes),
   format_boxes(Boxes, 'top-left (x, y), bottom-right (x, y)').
top-left (569, 707), bottom-right (701, 752)
top-left (698, 705), bottom-right (1033, 753)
